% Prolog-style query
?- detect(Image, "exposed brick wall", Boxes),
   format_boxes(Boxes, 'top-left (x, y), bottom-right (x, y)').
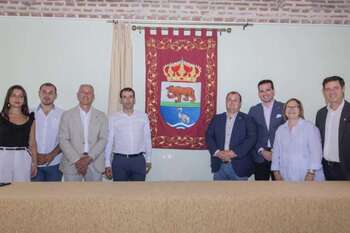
top-left (0, 0), bottom-right (349, 24)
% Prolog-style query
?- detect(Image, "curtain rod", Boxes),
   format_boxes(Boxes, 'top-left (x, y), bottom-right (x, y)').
top-left (131, 25), bottom-right (232, 33)
top-left (107, 19), bottom-right (253, 31)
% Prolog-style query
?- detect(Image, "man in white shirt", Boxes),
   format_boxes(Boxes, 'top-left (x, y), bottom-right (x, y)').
top-left (32, 83), bottom-right (64, 182)
top-left (316, 76), bottom-right (350, 180)
top-left (105, 87), bottom-right (152, 181)
top-left (59, 84), bottom-right (108, 181)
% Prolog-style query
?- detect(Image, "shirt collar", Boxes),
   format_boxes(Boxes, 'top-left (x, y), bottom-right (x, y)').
top-left (121, 110), bottom-right (135, 117)
top-left (327, 99), bottom-right (345, 113)
top-left (284, 118), bottom-right (304, 129)
top-left (261, 100), bottom-right (275, 110)
top-left (226, 112), bottom-right (238, 120)
top-left (79, 106), bottom-right (91, 116)
top-left (36, 104), bottom-right (56, 112)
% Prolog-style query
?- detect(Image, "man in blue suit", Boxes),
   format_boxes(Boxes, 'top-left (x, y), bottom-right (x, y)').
top-left (206, 91), bottom-right (257, 180)
top-left (248, 80), bottom-right (284, 180)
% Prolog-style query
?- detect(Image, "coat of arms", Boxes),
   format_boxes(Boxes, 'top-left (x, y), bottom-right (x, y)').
top-left (160, 59), bottom-right (201, 129)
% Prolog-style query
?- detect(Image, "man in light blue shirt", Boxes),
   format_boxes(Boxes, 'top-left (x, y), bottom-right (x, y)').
top-left (32, 83), bottom-right (63, 182)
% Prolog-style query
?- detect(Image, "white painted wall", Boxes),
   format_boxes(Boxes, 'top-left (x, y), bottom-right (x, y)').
top-left (0, 18), bottom-right (349, 181)
top-left (0, 18), bottom-right (113, 112)
top-left (134, 24), bottom-right (350, 181)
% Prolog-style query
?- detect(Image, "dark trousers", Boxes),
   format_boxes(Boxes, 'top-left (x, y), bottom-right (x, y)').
top-left (322, 159), bottom-right (347, 180)
top-left (254, 160), bottom-right (275, 181)
top-left (31, 164), bottom-right (62, 182)
top-left (112, 154), bottom-right (146, 181)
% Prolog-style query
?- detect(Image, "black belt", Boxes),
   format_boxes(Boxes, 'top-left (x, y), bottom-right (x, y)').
top-left (114, 153), bottom-right (143, 158)
top-left (323, 159), bottom-right (340, 167)
top-left (0, 147), bottom-right (27, 151)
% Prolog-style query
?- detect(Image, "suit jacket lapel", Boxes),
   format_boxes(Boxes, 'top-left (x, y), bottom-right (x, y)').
top-left (339, 101), bottom-right (350, 142)
top-left (231, 112), bottom-right (242, 146)
top-left (258, 104), bottom-right (268, 132)
top-left (319, 108), bottom-right (327, 142)
top-left (269, 101), bottom-right (280, 130)
top-left (219, 113), bottom-right (227, 149)
top-left (88, 108), bottom-right (97, 143)
top-left (74, 106), bottom-right (84, 141)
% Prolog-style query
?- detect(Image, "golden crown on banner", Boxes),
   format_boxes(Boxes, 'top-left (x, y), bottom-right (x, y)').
top-left (163, 59), bottom-right (201, 82)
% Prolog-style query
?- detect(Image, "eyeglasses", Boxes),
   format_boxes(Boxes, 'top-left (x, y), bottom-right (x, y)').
top-left (286, 105), bottom-right (299, 109)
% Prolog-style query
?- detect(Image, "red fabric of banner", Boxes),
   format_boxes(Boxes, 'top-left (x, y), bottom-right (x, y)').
top-left (145, 27), bottom-right (217, 149)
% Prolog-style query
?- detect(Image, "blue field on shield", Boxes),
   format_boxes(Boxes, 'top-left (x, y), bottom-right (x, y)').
top-left (160, 106), bottom-right (200, 129)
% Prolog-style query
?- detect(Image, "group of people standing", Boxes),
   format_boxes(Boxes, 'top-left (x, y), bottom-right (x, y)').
top-left (206, 76), bottom-right (350, 181)
top-left (0, 75), bottom-right (349, 182)
top-left (0, 84), bottom-right (151, 182)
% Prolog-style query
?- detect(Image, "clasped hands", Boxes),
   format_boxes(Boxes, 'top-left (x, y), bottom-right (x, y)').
top-left (37, 153), bottom-right (55, 166)
top-left (216, 150), bottom-right (237, 162)
top-left (75, 154), bottom-right (93, 176)
top-left (261, 149), bottom-right (272, 161)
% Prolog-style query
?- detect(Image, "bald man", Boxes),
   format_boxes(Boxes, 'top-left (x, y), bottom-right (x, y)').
top-left (59, 84), bottom-right (108, 181)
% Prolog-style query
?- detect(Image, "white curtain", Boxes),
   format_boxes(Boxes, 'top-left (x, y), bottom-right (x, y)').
top-left (107, 23), bottom-right (133, 114)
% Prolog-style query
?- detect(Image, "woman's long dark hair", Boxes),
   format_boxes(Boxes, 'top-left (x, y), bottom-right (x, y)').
top-left (1, 85), bottom-right (30, 120)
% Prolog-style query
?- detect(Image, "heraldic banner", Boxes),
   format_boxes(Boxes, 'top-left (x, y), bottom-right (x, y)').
top-left (145, 27), bottom-right (217, 149)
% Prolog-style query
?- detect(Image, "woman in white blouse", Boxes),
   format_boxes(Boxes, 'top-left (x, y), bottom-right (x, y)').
top-left (271, 98), bottom-right (325, 181)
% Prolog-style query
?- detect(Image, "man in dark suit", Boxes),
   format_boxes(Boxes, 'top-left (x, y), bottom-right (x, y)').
top-left (316, 76), bottom-right (350, 180)
top-left (248, 80), bottom-right (284, 180)
top-left (206, 91), bottom-right (257, 180)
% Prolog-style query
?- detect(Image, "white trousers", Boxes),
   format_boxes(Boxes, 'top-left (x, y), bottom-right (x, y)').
top-left (0, 149), bottom-right (31, 182)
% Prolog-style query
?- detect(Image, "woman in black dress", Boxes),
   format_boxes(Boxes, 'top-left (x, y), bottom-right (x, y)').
top-left (0, 85), bottom-right (37, 182)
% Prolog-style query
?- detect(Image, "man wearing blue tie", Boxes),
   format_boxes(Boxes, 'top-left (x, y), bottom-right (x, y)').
top-left (248, 80), bottom-right (284, 180)
top-left (206, 91), bottom-right (257, 180)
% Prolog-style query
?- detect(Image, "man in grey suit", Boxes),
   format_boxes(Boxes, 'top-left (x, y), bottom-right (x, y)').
top-left (248, 80), bottom-right (284, 180)
top-left (59, 84), bottom-right (108, 181)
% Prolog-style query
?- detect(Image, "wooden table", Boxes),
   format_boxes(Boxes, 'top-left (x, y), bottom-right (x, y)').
top-left (0, 182), bottom-right (349, 233)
